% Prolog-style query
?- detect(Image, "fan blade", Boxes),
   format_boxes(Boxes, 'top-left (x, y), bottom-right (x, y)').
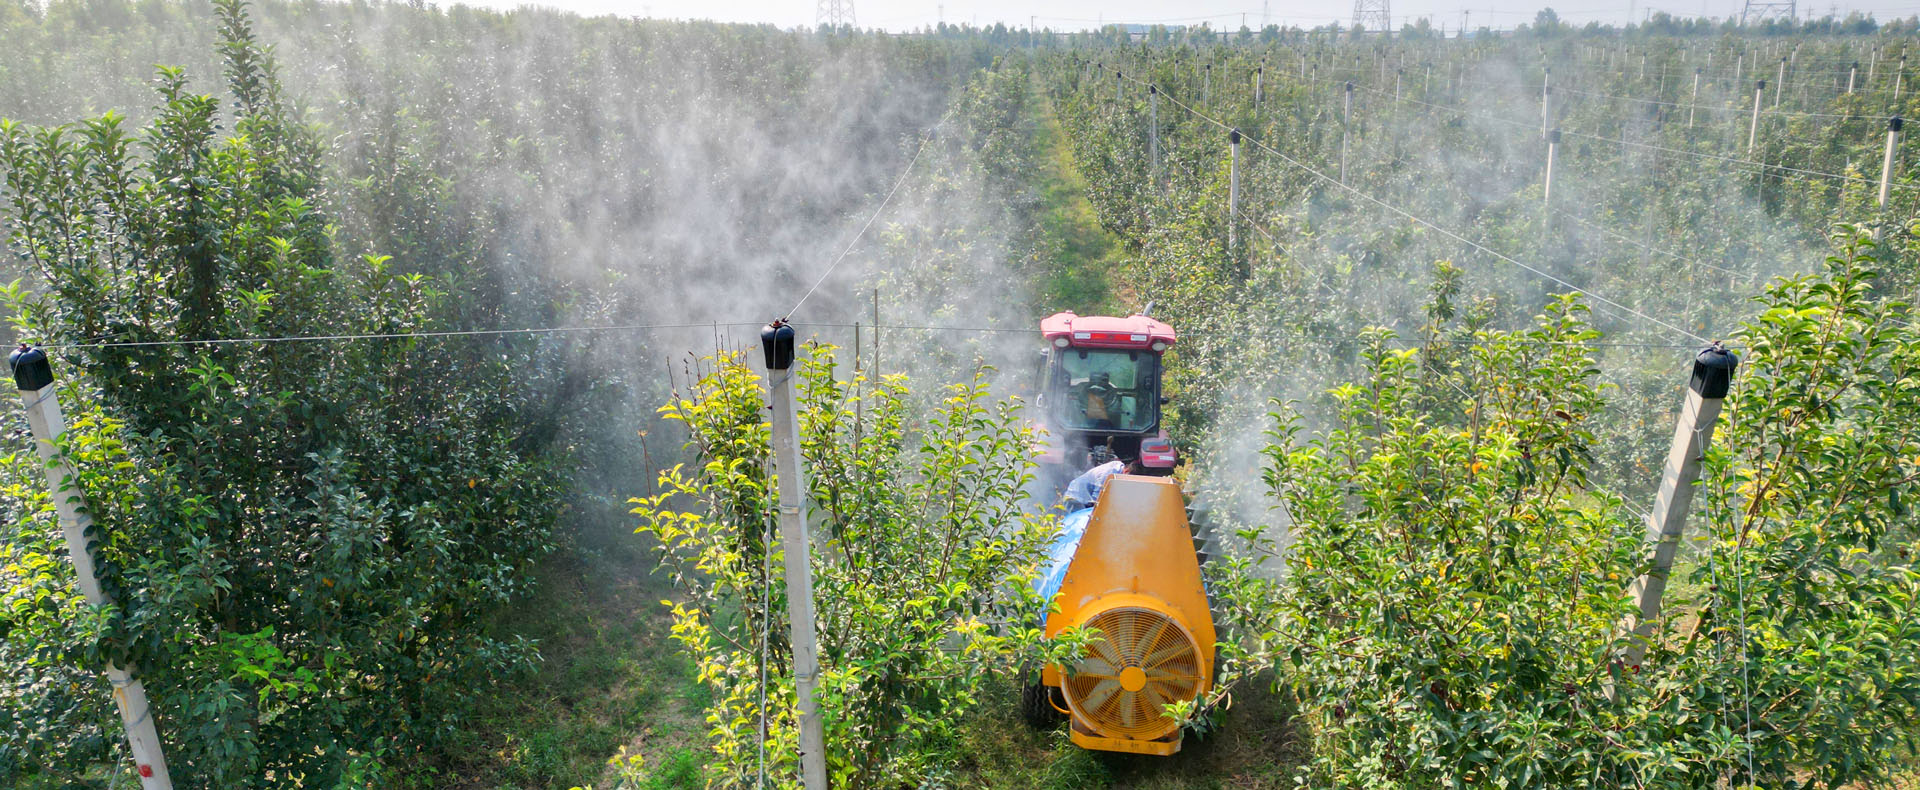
top-left (1143, 641), bottom-right (1192, 669)
top-left (1136, 672), bottom-right (1198, 688)
top-left (1103, 619), bottom-right (1134, 661)
top-left (1076, 656), bottom-right (1119, 678)
top-left (1080, 678), bottom-right (1122, 712)
top-left (1141, 617), bottom-right (1170, 657)
top-left (1141, 683), bottom-right (1169, 719)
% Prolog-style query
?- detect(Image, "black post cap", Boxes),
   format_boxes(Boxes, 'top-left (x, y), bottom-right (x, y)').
top-left (1149, 84), bottom-right (1157, 94)
top-left (760, 321), bottom-right (796, 371)
top-left (1550, 128), bottom-right (1562, 143)
top-left (1893, 116), bottom-right (1905, 132)
top-left (9, 344), bottom-right (51, 392)
top-left (1345, 80), bottom-right (1354, 91)
top-left (1758, 79), bottom-right (1767, 89)
top-left (1689, 343), bottom-right (1739, 399)
top-left (1228, 128), bottom-right (1241, 144)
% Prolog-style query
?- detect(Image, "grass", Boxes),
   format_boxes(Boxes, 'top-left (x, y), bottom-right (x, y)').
top-left (438, 503), bottom-right (705, 790)
top-left (1026, 90), bottom-right (1129, 315)
top-left (951, 676), bottom-right (1304, 789)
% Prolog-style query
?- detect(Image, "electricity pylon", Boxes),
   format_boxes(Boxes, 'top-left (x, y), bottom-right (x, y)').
top-left (1740, 0), bottom-right (1795, 26)
top-left (816, 0), bottom-right (855, 29)
top-left (1352, 0), bottom-right (1391, 34)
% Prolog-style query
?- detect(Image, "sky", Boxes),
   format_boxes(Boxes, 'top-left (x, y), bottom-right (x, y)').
top-left (445, 0), bottom-right (1920, 33)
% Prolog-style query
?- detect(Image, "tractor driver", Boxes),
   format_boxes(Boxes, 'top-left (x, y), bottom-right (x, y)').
top-left (1074, 371), bottom-right (1122, 429)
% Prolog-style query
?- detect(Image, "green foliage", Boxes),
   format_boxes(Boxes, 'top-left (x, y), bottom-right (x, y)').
top-left (1199, 231), bottom-right (1920, 787)
top-left (633, 347), bottom-right (1064, 787)
top-left (1223, 299), bottom-right (1656, 787)
top-left (1671, 228), bottom-right (1920, 788)
top-left (0, 1), bottom-right (561, 784)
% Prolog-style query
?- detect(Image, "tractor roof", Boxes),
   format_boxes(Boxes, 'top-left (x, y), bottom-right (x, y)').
top-left (1040, 312), bottom-right (1177, 349)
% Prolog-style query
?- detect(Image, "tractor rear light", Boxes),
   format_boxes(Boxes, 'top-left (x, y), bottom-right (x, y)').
top-left (1053, 337), bottom-right (1071, 348)
top-left (1140, 438), bottom-right (1176, 467)
top-left (1151, 341), bottom-right (1167, 351)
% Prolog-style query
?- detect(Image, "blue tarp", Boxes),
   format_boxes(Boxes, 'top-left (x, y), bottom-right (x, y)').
top-left (1034, 460), bottom-right (1126, 628)
top-left (1034, 504), bottom-right (1094, 621)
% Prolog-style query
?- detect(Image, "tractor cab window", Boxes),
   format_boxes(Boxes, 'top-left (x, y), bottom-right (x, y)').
top-left (1055, 349), bottom-right (1158, 432)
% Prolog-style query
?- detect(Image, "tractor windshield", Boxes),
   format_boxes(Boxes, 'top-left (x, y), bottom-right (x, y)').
top-left (1055, 349), bottom-right (1158, 433)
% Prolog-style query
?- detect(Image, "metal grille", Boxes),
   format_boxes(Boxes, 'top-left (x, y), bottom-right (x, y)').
top-left (1062, 607), bottom-right (1204, 740)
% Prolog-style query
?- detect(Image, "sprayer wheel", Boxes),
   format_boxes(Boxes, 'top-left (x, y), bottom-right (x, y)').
top-left (1020, 680), bottom-right (1066, 728)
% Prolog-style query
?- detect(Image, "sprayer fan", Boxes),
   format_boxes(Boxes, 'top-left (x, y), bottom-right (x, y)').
top-left (1062, 606), bottom-right (1204, 741)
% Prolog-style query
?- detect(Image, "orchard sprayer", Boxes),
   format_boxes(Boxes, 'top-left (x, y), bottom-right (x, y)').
top-left (1021, 312), bottom-right (1215, 756)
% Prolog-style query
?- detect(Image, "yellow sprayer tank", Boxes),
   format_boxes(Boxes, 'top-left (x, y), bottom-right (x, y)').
top-left (1040, 474), bottom-right (1214, 756)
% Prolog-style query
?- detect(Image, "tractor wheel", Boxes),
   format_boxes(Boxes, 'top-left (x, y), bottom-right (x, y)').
top-left (1020, 679), bottom-right (1067, 728)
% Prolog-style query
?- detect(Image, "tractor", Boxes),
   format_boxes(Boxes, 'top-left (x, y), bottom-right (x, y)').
top-left (1022, 312), bottom-right (1214, 756)
top-left (1031, 311), bottom-right (1178, 495)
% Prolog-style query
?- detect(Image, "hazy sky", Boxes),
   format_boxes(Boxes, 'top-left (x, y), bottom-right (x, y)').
top-left (447, 0), bottom-right (1920, 33)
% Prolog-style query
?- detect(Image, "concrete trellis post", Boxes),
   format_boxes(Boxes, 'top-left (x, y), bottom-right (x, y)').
top-left (1149, 85), bottom-right (1159, 189)
top-left (1341, 82), bottom-right (1353, 184)
top-left (1544, 128), bottom-right (1560, 207)
top-left (1395, 68), bottom-right (1403, 101)
top-left (1735, 52), bottom-right (1743, 85)
top-left (1227, 127), bottom-right (1242, 257)
top-left (1255, 66), bottom-right (1264, 108)
top-left (1775, 56), bottom-right (1786, 108)
top-left (1898, 57), bottom-right (1907, 103)
top-left (1541, 67), bottom-right (1552, 139)
top-left (1689, 67), bottom-right (1702, 128)
top-left (1749, 80), bottom-right (1766, 155)
top-left (1203, 64), bottom-right (1211, 104)
top-left (1850, 61), bottom-right (1859, 94)
top-left (1542, 86), bottom-right (1553, 140)
top-left (1881, 116), bottom-right (1904, 209)
top-left (1619, 345), bottom-right (1739, 671)
top-left (9, 346), bottom-right (174, 790)
top-left (1116, 70), bottom-right (1123, 102)
top-left (759, 323), bottom-right (829, 790)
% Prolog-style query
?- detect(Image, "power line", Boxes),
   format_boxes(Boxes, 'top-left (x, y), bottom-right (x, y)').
top-left (20, 316), bottom-right (1711, 355)
top-left (38, 321), bottom-right (770, 351)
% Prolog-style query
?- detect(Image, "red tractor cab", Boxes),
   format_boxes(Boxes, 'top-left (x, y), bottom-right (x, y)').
top-left (1034, 312), bottom-right (1178, 491)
